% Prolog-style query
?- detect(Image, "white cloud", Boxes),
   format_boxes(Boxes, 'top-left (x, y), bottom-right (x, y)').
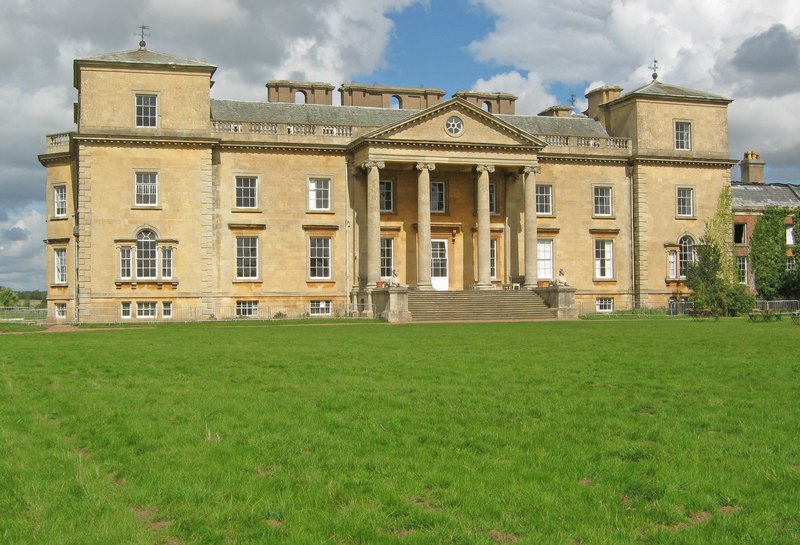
top-left (473, 71), bottom-right (557, 114)
top-left (0, 207), bottom-right (45, 290)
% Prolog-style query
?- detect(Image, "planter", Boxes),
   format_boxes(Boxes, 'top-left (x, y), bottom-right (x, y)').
top-left (375, 281), bottom-right (385, 288)
top-left (537, 280), bottom-right (551, 288)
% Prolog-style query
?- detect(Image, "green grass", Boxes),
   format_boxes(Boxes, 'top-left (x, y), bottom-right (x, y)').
top-left (0, 322), bottom-right (46, 333)
top-left (1, 320), bottom-right (798, 544)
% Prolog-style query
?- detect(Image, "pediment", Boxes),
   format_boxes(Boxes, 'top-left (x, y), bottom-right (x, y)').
top-left (354, 98), bottom-right (545, 150)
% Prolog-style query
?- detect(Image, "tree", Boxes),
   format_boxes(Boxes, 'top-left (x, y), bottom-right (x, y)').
top-left (684, 188), bottom-right (754, 315)
top-left (750, 206), bottom-right (793, 299)
top-left (0, 286), bottom-right (19, 307)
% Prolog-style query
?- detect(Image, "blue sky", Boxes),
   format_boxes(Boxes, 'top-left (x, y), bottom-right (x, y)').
top-left (0, 0), bottom-right (799, 290)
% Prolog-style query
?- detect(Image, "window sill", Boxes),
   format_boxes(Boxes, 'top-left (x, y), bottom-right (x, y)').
top-left (49, 216), bottom-right (69, 222)
top-left (592, 278), bottom-right (617, 283)
top-left (232, 208), bottom-right (262, 213)
top-left (592, 215), bottom-right (616, 220)
top-left (233, 279), bottom-right (262, 284)
top-left (115, 279), bottom-right (179, 289)
top-left (131, 206), bottom-right (162, 211)
top-left (307, 210), bottom-right (334, 215)
top-left (536, 213), bottom-right (555, 218)
top-left (676, 215), bottom-right (697, 220)
top-left (50, 283), bottom-right (68, 288)
top-left (307, 279), bottom-right (335, 284)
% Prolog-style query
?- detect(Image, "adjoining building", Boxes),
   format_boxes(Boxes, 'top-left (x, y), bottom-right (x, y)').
top-left (39, 43), bottom-right (737, 322)
top-left (731, 151), bottom-right (800, 290)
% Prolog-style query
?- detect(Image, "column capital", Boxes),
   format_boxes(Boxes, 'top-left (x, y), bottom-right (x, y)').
top-left (361, 160), bottom-right (385, 171)
top-left (522, 165), bottom-right (541, 175)
top-left (416, 162), bottom-right (436, 172)
top-left (476, 164), bottom-right (495, 174)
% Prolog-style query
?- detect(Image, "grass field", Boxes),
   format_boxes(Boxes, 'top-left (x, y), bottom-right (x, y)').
top-left (1, 319), bottom-right (798, 544)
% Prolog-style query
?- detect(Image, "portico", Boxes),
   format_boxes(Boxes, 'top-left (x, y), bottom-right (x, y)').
top-left (350, 98), bottom-right (544, 293)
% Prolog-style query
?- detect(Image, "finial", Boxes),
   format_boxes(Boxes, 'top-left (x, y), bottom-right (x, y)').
top-left (649, 58), bottom-right (659, 80)
top-left (136, 24), bottom-right (150, 50)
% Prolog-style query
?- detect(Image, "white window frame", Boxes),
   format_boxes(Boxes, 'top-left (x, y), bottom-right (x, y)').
top-left (54, 185), bottom-right (67, 217)
top-left (489, 183), bottom-right (498, 215)
top-left (120, 247), bottom-right (132, 279)
top-left (235, 300), bottom-right (258, 318)
top-left (676, 187), bottom-right (695, 217)
top-left (787, 256), bottom-right (795, 271)
top-left (309, 236), bottom-right (332, 279)
top-left (787, 226), bottom-right (795, 245)
top-left (135, 172), bottom-right (158, 206)
top-left (54, 302), bottom-right (67, 319)
top-left (430, 180), bottom-right (447, 214)
top-left (675, 121), bottom-right (692, 150)
top-left (161, 246), bottom-right (173, 279)
top-left (593, 186), bottom-right (613, 217)
top-left (536, 184), bottom-right (552, 215)
top-left (594, 239), bottom-right (614, 279)
top-left (734, 223), bottom-right (747, 245)
top-left (379, 179), bottom-right (395, 213)
top-left (54, 248), bottom-right (67, 284)
top-left (490, 238), bottom-right (497, 279)
top-left (121, 302), bottom-right (131, 319)
top-left (596, 297), bottom-right (614, 312)
top-left (678, 235), bottom-right (695, 277)
top-left (162, 301), bottom-right (173, 319)
top-left (136, 301), bottom-right (157, 319)
top-left (308, 177), bottom-right (331, 211)
top-left (310, 300), bottom-right (332, 316)
top-left (135, 94), bottom-right (157, 128)
top-left (235, 176), bottom-right (258, 209)
top-left (136, 230), bottom-right (158, 279)
top-left (736, 256), bottom-right (748, 284)
top-left (537, 239), bottom-right (553, 280)
top-left (667, 250), bottom-right (678, 279)
top-left (380, 238), bottom-right (394, 279)
top-left (236, 236), bottom-right (259, 280)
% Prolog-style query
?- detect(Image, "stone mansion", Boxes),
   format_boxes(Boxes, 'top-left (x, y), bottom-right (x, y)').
top-left (39, 44), bottom-right (736, 322)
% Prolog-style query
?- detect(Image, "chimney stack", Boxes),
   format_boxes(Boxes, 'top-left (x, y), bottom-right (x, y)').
top-left (740, 150), bottom-right (765, 184)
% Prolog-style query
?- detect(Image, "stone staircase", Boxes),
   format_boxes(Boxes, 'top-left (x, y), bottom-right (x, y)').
top-left (407, 289), bottom-right (556, 322)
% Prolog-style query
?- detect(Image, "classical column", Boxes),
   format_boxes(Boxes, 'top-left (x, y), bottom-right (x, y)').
top-left (476, 164), bottom-right (495, 289)
top-left (416, 162), bottom-right (435, 290)
top-left (362, 160), bottom-right (385, 288)
top-left (522, 165), bottom-right (541, 289)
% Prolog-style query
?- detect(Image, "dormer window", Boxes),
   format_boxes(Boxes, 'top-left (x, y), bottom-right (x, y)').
top-left (135, 94), bottom-right (157, 127)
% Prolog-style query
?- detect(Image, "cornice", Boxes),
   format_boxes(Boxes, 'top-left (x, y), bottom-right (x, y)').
top-left (538, 154), bottom-right (630, 166)
top-left (219, 142), bottom-right (348, 154)
top-left (38, 152), bottom-right (72, 166)
top-left (73, 134), bottom-right (218, 147)
top-left (630, 155), bottom-right (739, 168)
top-left (349, 137), bottom-right (542, 154)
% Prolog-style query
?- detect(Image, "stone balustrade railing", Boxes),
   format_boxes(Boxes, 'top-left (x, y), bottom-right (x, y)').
top-left (46, 132), bottom-right (71, 150)
top-left (541, 134), bottom-right (631, 150)
top-left (212, 121), bottom-right (352, 137)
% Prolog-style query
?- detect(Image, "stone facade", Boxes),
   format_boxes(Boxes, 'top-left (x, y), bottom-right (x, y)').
top-left (39, 46), bottom-right (737, 321)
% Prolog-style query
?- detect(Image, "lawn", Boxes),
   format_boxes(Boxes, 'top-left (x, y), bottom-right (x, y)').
top-left (1, 319), bottom-right (798, 544)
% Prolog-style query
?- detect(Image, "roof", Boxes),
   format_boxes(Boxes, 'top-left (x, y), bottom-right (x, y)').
top-left (211, 99), bottom-right (610, 137)
top-left (732, 183), bottom-right (800, 211)
top-left (76, 47), bottom-right (216, 69)
top-left (618, 79), bottom-right (731, 103)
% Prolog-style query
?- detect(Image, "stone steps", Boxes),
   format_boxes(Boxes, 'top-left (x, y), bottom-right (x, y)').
top-left (407, 290), bottom-right (556, 322)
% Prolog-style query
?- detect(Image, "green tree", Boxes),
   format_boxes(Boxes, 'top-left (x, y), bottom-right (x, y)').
top-left (0, 286), bottom-right (20, 307)
top-left (750, 206), bottom-right (792, 299)
top-left (685, 240), bottom-right (753, 315)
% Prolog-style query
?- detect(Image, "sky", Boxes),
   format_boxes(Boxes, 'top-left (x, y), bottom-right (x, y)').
top-left (1, 0), bottom-right (799, 290)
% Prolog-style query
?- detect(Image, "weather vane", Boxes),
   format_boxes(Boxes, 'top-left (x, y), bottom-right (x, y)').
top-left (649, 58), bottom-right (659, 80)
top-left (570, 94), bottom-right (576, 107)
top-left (135, 25), bottom-right (150, 49)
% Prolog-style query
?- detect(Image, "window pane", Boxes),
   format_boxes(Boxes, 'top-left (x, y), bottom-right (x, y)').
top-left (593, 187), bottom-right (612, 216)
top-left (379, 180), bottom-right (394, 212)
top-left (489, 183), bottom-right (497, 214)
top-left (380, 238), bottom-right (393, 278)
top-left (594, 240), bottom-right (613, 278)
top-left (537, 239), bottom-right (553, 280)
top-left (54, 186), bottom-right (67, 217)
top-left (679, 235), bottom-right (694, 276)
top-left (677, 187), bottom-right (694, 216)
top-left (54, 248), bottom-right (67, 284)
top-left (675, 121), bottom-right (691, 150)
top-left (136, 230), bottom-right (157, 278)
top-left (135, 172), bottom-right (158, 205)
top-left (236, 300), bottom-right (258, 317)
top-left (235, 177), bottom-right (257, 209)
top-left (309, 237), bottom-right (331, 278)
top-left (161, 247), bottom-right (173, 279)
top-left (490, 239), bottom-right (497, 278)
top-left (431, 181), bottom-right (446, 213)
top-left (536, 185), bottom-right (552, 215)
top-left (120, 247), bottom-right (132, 278)
top-left (236, 237), bottom-right (258, 279)
top-left (309, 178), bottom-right (330, 210)
top-left (310, 300), bottom-right (332, 315)
top-left (136, 94), bottom-right (157, 127)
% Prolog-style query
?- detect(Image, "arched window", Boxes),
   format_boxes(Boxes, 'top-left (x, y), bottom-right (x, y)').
top-left (678, 235), bottom-right (695, 276)
top-left (294, 91), bottom-right (307, 104)
top-left (137, 230), bottom-right (157, 278)
top-left (482, 101), bottom-right (492, 113)
top-left (390, 95), bottom-right (402, 109)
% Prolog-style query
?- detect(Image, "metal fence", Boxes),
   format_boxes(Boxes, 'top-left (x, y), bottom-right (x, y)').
top-left (754, 300), bottom-right (799, 313)
top-left (0, 307), bottom-right (47, 323)
top-left (579, 300), bottom-right (697, 319)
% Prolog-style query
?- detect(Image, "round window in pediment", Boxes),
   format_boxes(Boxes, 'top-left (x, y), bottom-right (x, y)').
top-left (445, 115), bottom-right (464, 137)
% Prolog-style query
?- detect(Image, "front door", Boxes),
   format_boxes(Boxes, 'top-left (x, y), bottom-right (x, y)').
top-left (431, 239), bottom-right (449, 291)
